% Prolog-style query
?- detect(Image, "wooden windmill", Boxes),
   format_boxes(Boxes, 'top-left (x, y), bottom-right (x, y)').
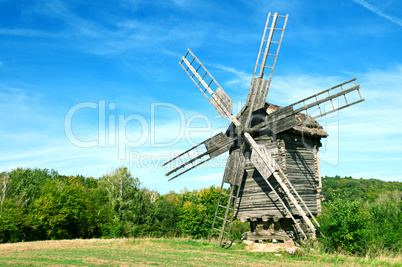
top-left (163, 12), bottom-right (364, 246)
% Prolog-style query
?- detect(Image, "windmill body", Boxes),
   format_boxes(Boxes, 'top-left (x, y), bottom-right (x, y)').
top-left (233, 103), bottom-right (328, 241)
top-left (163, 12), bottom-right (364, 245)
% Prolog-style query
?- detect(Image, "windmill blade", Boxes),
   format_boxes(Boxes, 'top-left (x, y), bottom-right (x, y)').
top-left (250, 78), bottom-right (365, 134)
top-left (222, 149), bottom-right (245, 187)
top-left (163, 132), bottom-right (236, 181)
top-left (180, 49), bottom-right (233, 118)
top-left (244, 13), bottom-right (288, 122)
top-left (289, 78), bottom-right (364, 119)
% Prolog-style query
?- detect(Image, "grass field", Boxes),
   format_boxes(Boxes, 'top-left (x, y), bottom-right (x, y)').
top-left (0, 238), bottom-right (400, 266)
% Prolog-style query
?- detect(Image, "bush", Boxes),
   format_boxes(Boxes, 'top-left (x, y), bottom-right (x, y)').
top-left (230, 219), bottom-right (249, 242)
top-left (318, 197), bottom-right (373, 255)
top-left (179, 201), bottom-right (206, 238)
top-left (369, 190), bottom-right (402, 253)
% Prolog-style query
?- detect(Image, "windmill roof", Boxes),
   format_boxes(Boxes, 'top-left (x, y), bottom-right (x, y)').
top-left (266, 103), bottom-right (329, 138)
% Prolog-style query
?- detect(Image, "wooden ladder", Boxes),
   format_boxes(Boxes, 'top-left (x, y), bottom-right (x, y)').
top-left (209, 180), bottom-right (240, 247)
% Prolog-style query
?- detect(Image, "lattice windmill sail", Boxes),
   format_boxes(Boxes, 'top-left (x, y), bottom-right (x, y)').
top-left (163, 12), bottom-right (364, 246)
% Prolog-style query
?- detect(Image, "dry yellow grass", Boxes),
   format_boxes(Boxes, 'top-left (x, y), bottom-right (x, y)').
top-left (0, 238), bottom-right (399, 266)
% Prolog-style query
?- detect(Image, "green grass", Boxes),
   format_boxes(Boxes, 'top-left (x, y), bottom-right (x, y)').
top-left (0, 238), bottom-right (400, 266)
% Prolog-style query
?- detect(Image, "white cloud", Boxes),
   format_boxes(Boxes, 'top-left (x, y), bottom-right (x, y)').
top-left (0, 84), bottom-right (42, 102)
top-left (0, 28), bottom-right (62, 38)
top-left (269, 74), bottom-right (342, 105)
top-left (36, 0), bottom-right (102, 38)
top-left (210, 64), bottom-right (252, 89)
top-left (352, 0), bottom-right (402, 27)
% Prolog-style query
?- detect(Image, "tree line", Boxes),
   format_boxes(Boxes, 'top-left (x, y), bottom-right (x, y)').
top-left (0, 168), bottom-right (400, 255)
top-left (0, 167), bottom-right (242, 243)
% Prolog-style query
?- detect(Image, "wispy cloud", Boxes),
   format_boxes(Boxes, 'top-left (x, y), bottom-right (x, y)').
top-left (269, 74), bottom-right (341, 105)
top-left (0, 28), bottom-right (62, 38)
top-left (0, 1), bottom-right (102, 39)
top-left (39, 0), bottom-right (103, 38)
top-left (32, 1), bottom-right (205, 56)
top-left (0, 1), bottom-right (236, 59)
top-left (0, 85), bottom-right (44, 115)
top-left (210, 64), bottom-right (252, 89)
top-left (352, 0), bottom-right (402, 27)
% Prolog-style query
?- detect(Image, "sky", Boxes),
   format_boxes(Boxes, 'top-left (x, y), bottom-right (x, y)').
top-left (0, 0), bottom-right (401, 194)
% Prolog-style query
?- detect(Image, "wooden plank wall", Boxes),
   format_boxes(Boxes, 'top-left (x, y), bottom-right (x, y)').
top-left (235, 132), bottom-right (322, 221)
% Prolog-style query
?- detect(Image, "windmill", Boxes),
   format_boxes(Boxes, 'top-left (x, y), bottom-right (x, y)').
top-left (162, 12), bottom-right (364, 246)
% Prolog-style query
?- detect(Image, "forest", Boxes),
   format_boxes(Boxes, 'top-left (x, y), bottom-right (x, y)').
top-left (0, 167), bottom-right (400, 256)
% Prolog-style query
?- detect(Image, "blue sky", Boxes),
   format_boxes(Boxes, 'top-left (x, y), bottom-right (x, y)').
top-left (0, 0), bottom-right (401, 193)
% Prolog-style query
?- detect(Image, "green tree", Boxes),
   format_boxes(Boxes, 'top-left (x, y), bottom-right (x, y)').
top-left (0, 172), bottom-right (10, 219)
top-left (0, 168), bottom-right (52, 242)
top-left (0, 198), bottom-right (29, 242)
top-left (99, 167), bottom-right (140, 237)
top-left (85, 177), bottom-right (112, 238)
top-left (178, 186), bottom-right (228, 239)
top-left (179, 200), bottom-right (208, 238)
top-left (8, 168), bottom-right (51, 207)
top-left (130, 188), bottom-right (160, 237)
top-left (30, 176), bottom-right (97, 240)
top-left (153, 193), bottom-right (182, 237)
top-left (100, 167), bottom-right (140, 221)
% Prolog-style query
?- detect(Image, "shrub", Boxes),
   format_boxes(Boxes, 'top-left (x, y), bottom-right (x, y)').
top-left (369, 190), bottom-right (402, 253)
top-left (230, 219), bottom-right (249, 242)
top-left (318, 197), bottom-right (373, 255)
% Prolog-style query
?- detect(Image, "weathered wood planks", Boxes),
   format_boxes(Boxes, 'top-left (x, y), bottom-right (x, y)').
top-left (234, 109), bottom-right (325, 222)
